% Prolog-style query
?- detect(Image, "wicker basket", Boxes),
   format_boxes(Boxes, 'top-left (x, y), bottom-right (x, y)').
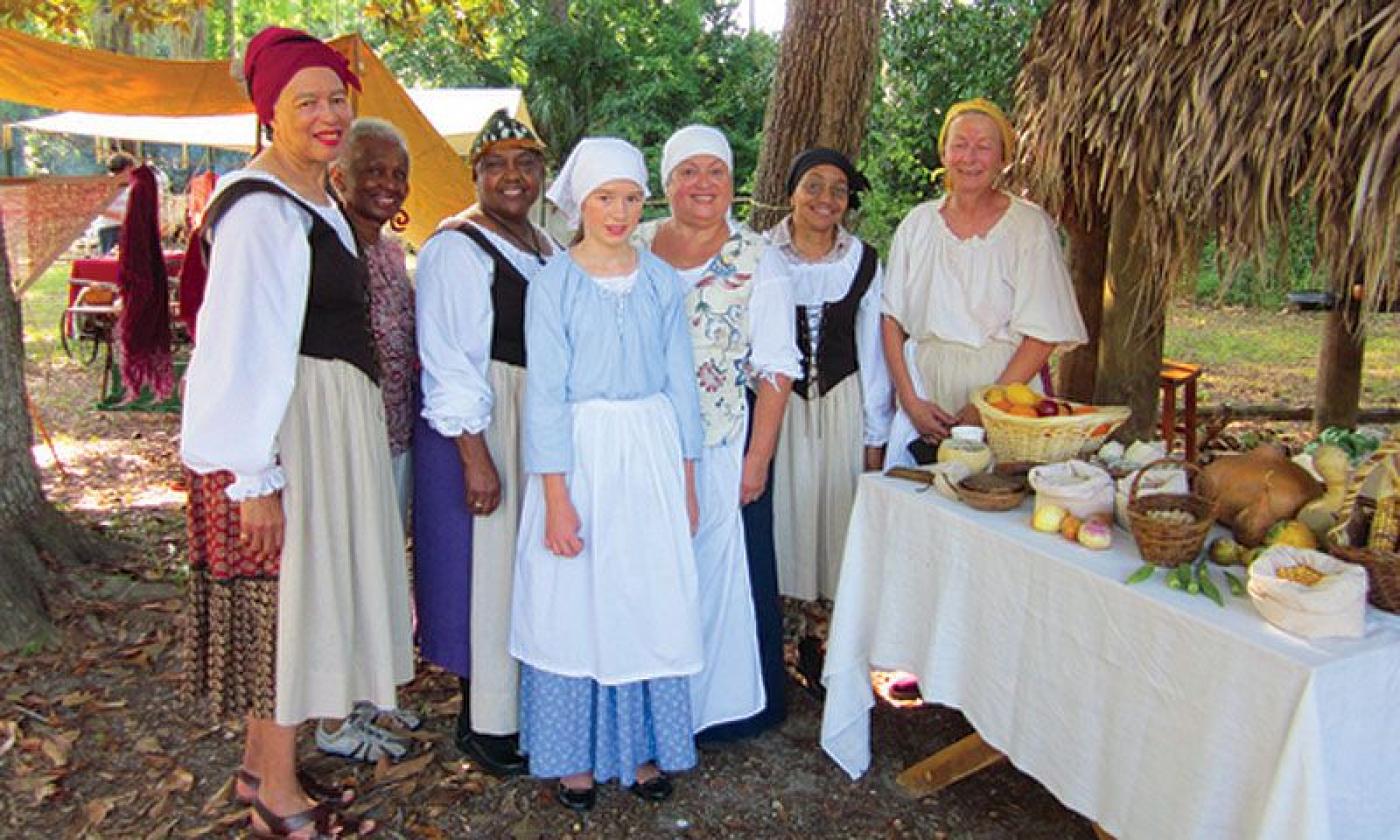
top-left (972, 387), bottom-right (1130, 464)
top-left (1127, 458), bottom-right (1215, 567)
top-left (955, 474), bottom-right (1028, 512)
top-left (1325, 437), bottom-right (1400, 613)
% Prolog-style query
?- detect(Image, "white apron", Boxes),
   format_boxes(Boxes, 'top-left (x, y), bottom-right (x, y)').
top-left (509, 394), bottom-right (704, 685)
top-left (689, 434), bottom-right (766, 731)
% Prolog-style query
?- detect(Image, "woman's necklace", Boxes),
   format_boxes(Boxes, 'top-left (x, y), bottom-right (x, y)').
top-left (479, 207), bottom-right (546, 265)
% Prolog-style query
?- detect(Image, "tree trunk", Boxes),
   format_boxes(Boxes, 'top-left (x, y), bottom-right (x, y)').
top-left (1094, 189), bottom-right (1163, 441)
top-left (749, 0), bottom-right (883, 233)
top-left (1057, 198), bottom-right (1108, 402)
top-left (1313, 294), bottom-right (1365, 431)
top-left (0, 208), bottom-right (119, 651)
top-left (92, 0), bottom-right (136, 54)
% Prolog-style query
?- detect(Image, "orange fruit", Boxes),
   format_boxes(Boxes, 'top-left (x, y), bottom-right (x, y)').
top-left (991, 399), bottom-right (1014, 413)
top-left (1090, 422), bottom-right (1112, 436)
top-left (1008, 405), bottom-right (1038, 418)
top-left (1072, 405), bottom-right (1097, 415)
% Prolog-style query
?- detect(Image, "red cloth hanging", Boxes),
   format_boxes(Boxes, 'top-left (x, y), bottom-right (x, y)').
top-left (115, 165), bottom-right (174, 400)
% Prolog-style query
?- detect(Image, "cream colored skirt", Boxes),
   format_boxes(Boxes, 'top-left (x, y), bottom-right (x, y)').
top-left (273, 357), bottom-right (415, 725)
top-left (773, 375), bottom-right (864, 602)
top-left (884, 336), bottom-right (1021, 469)
top-left (470, 361), bottom-right (526, 735)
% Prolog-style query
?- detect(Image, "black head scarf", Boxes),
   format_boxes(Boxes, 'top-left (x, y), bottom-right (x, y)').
top-left (785, 147), bottom-right (870, 210)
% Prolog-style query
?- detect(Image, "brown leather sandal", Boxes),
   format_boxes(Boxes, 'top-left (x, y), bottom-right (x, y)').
top-left (232, 768), bottom-right (356, 806)
top-left (249, 796), bottom-right (377, 838)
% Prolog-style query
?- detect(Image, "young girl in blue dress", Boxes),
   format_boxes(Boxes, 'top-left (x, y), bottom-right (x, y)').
top-left (509, 137), bottom-right (705, 811)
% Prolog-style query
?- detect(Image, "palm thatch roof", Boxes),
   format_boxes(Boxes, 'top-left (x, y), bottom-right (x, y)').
top-left (1015, 0), bottom-right (1400, 319)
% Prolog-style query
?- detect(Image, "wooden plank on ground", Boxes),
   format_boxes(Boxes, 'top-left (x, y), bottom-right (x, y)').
top-left (895, 732), bottom-right (1006, 798)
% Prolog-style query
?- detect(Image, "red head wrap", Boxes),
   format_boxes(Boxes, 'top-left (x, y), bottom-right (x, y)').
top-left (243, 27), bottom-right (361, 127)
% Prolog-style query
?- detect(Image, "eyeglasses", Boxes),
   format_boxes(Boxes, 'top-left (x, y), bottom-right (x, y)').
top-left (800, 179), bottom-right (849, 201)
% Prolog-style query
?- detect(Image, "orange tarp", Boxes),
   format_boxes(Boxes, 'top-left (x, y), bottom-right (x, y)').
top-left (0, 28), bottom-right (472, 246)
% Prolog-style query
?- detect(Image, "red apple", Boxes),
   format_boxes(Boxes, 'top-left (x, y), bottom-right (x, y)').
top-left (1035, 399), bottom-right (1060, 417)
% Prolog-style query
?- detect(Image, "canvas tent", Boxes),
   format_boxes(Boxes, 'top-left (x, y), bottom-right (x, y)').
top-left (12, 88), bottom-right (529, 156)
top-left (0, 28), bottom-right (522, 248)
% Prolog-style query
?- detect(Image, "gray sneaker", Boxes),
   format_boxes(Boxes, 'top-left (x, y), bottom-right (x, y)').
top-left (316, 713), bottom-right (411, 763)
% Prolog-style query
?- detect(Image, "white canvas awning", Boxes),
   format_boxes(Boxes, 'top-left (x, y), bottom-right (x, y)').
top-left (13, 88), bottom-right (529, 156)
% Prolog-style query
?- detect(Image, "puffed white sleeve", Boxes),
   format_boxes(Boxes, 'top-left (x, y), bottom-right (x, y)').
top-left (416, 232), bottom-right (497, 437)
top-left (180, 193), bottom-right (311, 501)
top-left (857, 261), bottom-right (895, 445)
top-left (1009, 208), bottom-right (1088, 349)
top-left (880, 207), bottom-right (921, 331)
top-left (748, 246), bottom-right (801, 383)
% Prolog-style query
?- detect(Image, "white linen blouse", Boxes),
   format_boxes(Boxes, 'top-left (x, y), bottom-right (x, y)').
top-left (416, 218), bottom-right (557, 438)
top-left (764, 219), bottom-right (894, 446)
top-left (180, 170), bottom-right (359, 502)
top-left (881, 194), bottom-right (1087, 350)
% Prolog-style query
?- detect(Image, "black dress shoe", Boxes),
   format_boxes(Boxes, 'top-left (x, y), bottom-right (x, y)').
top-left (555, 782), bottom-right (596, 812)
top-left (456, 729), bottom-right (528, 777)
top-left (627, 772), bottom-right (673, 803)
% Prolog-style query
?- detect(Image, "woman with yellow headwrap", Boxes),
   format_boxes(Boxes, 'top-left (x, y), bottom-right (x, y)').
top-left (881, 98), bottom-right (1087, 467)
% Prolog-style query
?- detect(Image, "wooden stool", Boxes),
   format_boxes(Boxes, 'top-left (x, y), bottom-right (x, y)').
top-left (1160, 359), bottom-right (1203, 462)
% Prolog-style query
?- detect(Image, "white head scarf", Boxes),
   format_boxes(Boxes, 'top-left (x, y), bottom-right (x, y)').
top-left (660, 124), bottom-right (733, 187)
top-left (546, 137), bottom-right (650, 228)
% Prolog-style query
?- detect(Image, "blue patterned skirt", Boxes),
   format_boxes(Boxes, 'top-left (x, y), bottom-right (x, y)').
top-left (518, 664), bottom-right (697, 786)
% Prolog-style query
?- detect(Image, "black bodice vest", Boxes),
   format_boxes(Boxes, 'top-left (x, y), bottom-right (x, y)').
top-left (792, 240), bottom-right (878, 400)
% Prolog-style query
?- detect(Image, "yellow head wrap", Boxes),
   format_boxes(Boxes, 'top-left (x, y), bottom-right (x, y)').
top-left (933, 98), bottom-right (1017, 190)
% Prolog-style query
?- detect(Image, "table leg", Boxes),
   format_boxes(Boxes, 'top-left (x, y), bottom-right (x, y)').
top-left (895, 731), bottom-right (1006, 798)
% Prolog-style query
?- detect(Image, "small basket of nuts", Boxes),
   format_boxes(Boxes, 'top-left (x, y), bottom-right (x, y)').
top-left (1127, 459), bottom-right (1215, 567)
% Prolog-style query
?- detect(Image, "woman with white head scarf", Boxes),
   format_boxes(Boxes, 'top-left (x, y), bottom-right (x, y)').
top-left (636, 125), bottom-right (800, 740)
top-left (509, 137), bottom-right (705, 812)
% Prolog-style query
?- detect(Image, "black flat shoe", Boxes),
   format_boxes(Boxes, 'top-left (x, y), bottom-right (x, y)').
top-left (555, 782), bottom-right (596, 812)
top-left (628, 772), bottom-right (673, 803)
top-left (456, 729), bottom-right (528, 777)
top-left (796, 636), bottom-right (827, 701)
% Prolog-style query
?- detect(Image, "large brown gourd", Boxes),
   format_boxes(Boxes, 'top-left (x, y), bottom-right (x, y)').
top-left (1199, 444), bottom-right (1323, 547)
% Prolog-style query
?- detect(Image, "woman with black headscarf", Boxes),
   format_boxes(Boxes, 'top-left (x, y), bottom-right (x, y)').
top-left (756, 148), bottom-right (894, 695)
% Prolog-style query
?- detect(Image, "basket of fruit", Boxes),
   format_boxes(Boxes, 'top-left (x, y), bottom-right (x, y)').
top-left (1126, 459), bottom-right (1215, 568)
top-left (973, 383), bottom-right (1131, 465)
top-left (1325, 437), bottom-right (1400, 612)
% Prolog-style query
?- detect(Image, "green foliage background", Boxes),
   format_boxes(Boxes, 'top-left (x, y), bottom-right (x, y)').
top-left (0, 0), bottom-right (1323, 302)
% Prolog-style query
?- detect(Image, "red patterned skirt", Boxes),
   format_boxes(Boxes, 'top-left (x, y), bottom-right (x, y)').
top-left (180, 469), bottom-right (279, 720)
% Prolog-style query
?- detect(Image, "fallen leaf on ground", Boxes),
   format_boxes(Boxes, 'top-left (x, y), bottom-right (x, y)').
top-left (373, 751), bottom-right (434, 786)
top-left (134, 735), bottom-right (162, 753)
top-left (81, 796), bottom-right (117, 830)
top-left (156, 766), bottom-right (195, 795)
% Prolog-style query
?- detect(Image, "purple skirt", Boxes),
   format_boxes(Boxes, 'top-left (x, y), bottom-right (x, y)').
top-left (411, 415), bottom-right (473, 677)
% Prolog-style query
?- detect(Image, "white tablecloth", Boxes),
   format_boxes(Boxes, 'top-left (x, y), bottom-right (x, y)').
top-left (821, 474), bottom-right (1400, 840)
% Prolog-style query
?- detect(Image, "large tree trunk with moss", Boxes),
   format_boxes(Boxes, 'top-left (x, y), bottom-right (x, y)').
top-left (1094, 190), bottom-right (1163, 440)
top-left (0, 217), bottom-right (118, 651)
top-left (1313, 294), bottom-right (1365, 431)
top-left (748, 0), bottom-right (883, 233)
top-left (1057, 197), bottom-right (1109, 402)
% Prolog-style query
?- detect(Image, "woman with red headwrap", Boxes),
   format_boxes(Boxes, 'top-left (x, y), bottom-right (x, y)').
top-left (180, 27), bottom-right (411, 838)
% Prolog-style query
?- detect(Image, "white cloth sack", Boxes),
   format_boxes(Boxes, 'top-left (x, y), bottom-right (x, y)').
top-left (1247, 546), bottom-right (1368, 639)
top-left (1114, 466), bottom-right (1190, 530)
top-left (1028, 459), bottom-right (1114, 520)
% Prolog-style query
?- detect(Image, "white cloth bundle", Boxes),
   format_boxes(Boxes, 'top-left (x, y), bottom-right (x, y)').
top-left (1247, 546), bottom-right (1368, 639)
top-left (1028, 459), bottom-right (1114, 520)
